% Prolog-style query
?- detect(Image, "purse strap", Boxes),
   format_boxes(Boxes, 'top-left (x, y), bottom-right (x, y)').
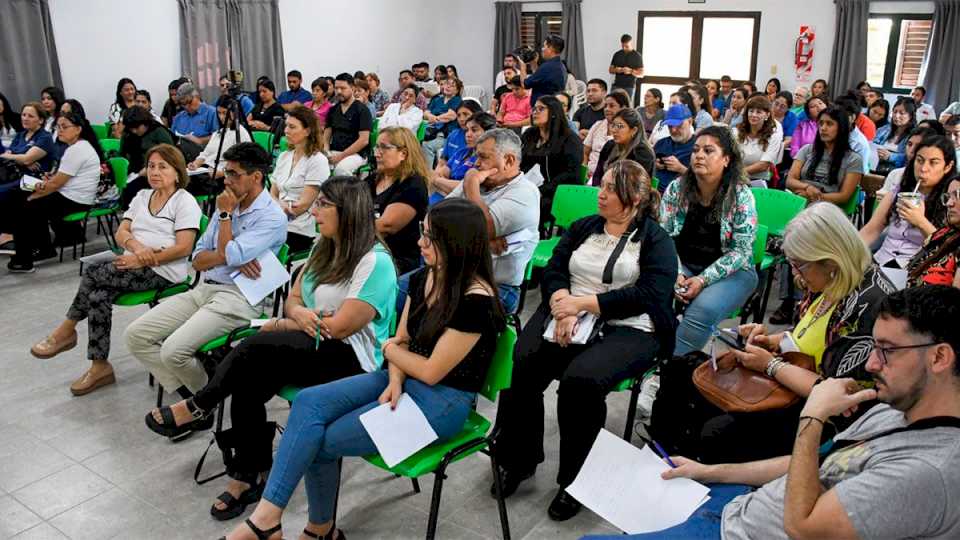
top-left (602, 221), bottom-right (639, 285)
top-left (820, 415), bottom-right (960, 461)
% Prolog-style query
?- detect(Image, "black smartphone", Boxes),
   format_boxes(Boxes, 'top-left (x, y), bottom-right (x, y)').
top-left (714, 329), bottom-right (746, 352)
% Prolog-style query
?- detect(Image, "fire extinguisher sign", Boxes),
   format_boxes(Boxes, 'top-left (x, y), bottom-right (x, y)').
top-left (795, 26), bottom-right (815, 82)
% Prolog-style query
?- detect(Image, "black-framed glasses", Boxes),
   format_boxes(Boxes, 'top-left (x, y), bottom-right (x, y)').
top-left (314, 196), bottom-right (337, 209)
top-left (939, 189), bottom-right (960, 206)
top-left (375, 143), bottom-right (399, 152)
top-left (871, 339), bottom-right (942, 367)
top-left (609, 122), bottom-right (628, 130)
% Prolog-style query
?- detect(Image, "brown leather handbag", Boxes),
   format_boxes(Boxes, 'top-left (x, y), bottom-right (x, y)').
top-left (692, 351), bottom-right (816, 413)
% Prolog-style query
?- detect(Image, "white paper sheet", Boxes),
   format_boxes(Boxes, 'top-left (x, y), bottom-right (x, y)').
top-left (79, 250), bottom-right (119, 265)
top-left (20, 175), bottom-right (42, 191)
top-left (542, 312), bottom-right (598, 345)
top-left (525, 163), bottom-right (544, 187)
top-left (188, 167), bottom-right (211, 176)
top-left (229, 250), bottom-right (290, 305)
top-left (881, 267), bottom-right (908, 291)
top-left (358, 394), bottom-right (438, 467)
top-left (566, 429), bottom-right (711, 534)
top-left (249, 318), bottom-right (271, 328)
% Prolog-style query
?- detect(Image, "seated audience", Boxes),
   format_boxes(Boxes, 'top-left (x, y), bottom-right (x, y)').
top-left (218, 76), bottom-right (254, 117)
top-left (878, 126), bottom-right (938, 196)
top-left (553, 92), bottom-right (580, 135)
top-left (494, 160), bottom-right (676, 521)
top-left (390, 70), bottom-right (430, 110)
top-left (946, 115), bottom-right (960, 159)
top-left (368, 126), bottom-right (429, 274)
top-left (490, 65), bottom-right (518, 114)
top-left (861, 135), bottom-right (955, 269)
top-left (573, 79), bottom-right (608, 137)
top-left (874, 98), bottom-right (916, 171)
top-left (33, 143), bottom-right (200, 393)
top-left (379, 85), bottom-right (424, 133)
top-left (722, 87), bottom-right (747, 128)
top-left (705, 79), bottom-right (723, 120)
top-left (306, 78), bottom-right (333, 129)
top-left (653, 201), bottom-right (892, 465)
top-left (786, 105), bottom-right (863, 206)
top-left (146, 176), bottom-right (396, 522)
top-left (639, 88), bottom-right (665, 137)
top-left (278, 70), bottom-right (312, 112)
top-left (0, 92), bottom-right (21, 148)
top-left (134, 90), bottom-right (166, 125)
top-left (161, 77), bottom-right (189, 128)
top-left (518, 34), bottom-right (567, 105)
top-left (447, 129), bottom-right (540, 313)
top-left (661, 126), bottom-right (758, 355)
top-left (771, 91), bottom-right (798, 151)
top-left (907, 176), bottom-right (960, 286)
top-left (583, 91), bottom-right (628, 177)
top-left (764, 78), bottom-right (781, 101)
top-left (912, 85), bottom-right (937, 121)
top-left (423, 78), bottom-right (464, 142)
top-left (495, 53), bottom-right (521, 89)
top-left (591, 108), bottom-right (655, 185)
top-left (940, 100), bottom-right (960, 123)
top-left (496, 76), bottom-right (532, 130)
top-left (0, 102), bottom-right (56, 179)
top-left (791, 85), bottom-right (809, 116)
top-left (686, 85), bottom-right (714, 130)
top-left (124, 143), bottom-right (286, 403)
top-left (247, 80), bottom-right (285, 132)
top-left (790, 94), bottom-right (828, 159)
top-left (107, 78), bottom-right (137, 138)
top-left (653, 104), bottom-right (696, 189)
top-left (352, 78), bottom-right (378, 119)
top-left (119, 107), bottom-right (177, 208)
top-left (188, 95), bottom-right (253, 182)
top-left (271, 106), bottom-right (329, 253)
top-left (171, 83), bottom-right (220, 147)
top-left (40, 86), bottom-right (65, 133)
top-left (868, 97), bottom-right (889, 130)
top-left (430, 112), bottom-right (496, 205)
top-left (736, 95), bottom-right (783, 184)
top-left (223, 198), bottom-right (506, 540)
top-left (425, 100), bottom-right (482, 171)
top-left (5, 111), bottom-right (104, 273)
top-left (324, 73), bottom-right (373, 176)
top-left (810, 78), bottom-right (828, 98)
top-left (364, 73), bottom-right (390, 115)
top-left (521, 96), bottom-right (584, 226)
top-left (599, 285), bottom-right (960, 540)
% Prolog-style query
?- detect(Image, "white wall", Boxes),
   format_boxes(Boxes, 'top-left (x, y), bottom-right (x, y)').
top-left (48, 0), bottom-right (180, 124)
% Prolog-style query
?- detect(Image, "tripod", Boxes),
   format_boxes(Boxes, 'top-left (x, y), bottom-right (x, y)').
top-left (205, 93), bottom-right (246, 216)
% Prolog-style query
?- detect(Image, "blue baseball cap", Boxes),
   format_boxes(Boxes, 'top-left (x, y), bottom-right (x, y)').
top-left (663, 104), bottom-right (692, 126)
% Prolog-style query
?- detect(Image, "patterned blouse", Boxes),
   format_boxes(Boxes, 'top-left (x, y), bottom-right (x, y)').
top-left (659, 177), bottom-right (757, 286)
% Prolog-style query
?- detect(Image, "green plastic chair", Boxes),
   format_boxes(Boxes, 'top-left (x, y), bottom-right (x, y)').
top-left (613, 364), bottom-right (659, 442)
top-left (278, 326), bottom-right (517, 539)
top-left (61, 157), bottom-right (130, 262)
top-left (578, 164), bottom-right (589, 184)
top-left (532, 185), bottom-right (599, 270)
top-left (840, 185), bottom-right (863, 218)
top-left (99, 138), bottom-right (121, 157)
top-left (92, 123), bottom-right (108, 140)
top-left (416, 121), bottom-right (428, 142)
top-left (651, 177), bottom-right (660, 191)
top-left (750, 187), bottom-right (806, 237)
top-left (253, 131), bottom-right (272, 153)
top-left (368, 118), bottom-right (380, 149)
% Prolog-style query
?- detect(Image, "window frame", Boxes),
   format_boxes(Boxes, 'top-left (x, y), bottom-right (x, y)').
top-left (636, 11), bottom-right (762, 86)
top-left (520, 11), bottom-right (563, 52)
top-left (867, 13), bottom-right (933, 95)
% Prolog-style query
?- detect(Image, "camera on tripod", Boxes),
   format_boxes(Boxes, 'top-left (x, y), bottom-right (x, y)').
top-left (223, 69), bottom-right (245, 99)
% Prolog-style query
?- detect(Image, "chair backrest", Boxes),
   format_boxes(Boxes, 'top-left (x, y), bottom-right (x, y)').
top-left (198, 214), bottom-right (210, 238)
top-left (753, 223), bottom-right (768, 265)
top-left (252, 131), bottom-right (272, 152)
top-left (92, 123), bottom-right (108, 140)
top-left (416, 121), bottom-right (428, 142)
top-left (100, 138), bottom-right (121, 155)
top-left (840, 185), bottom-right (862, 217)
top-left (651, 176), bottom-right (660, 191)
top-left (578, 164), bottom-right (589, 184)
top-left (108, 157), bottom-right (129, 192)
top-left (277, 243), bottom-right (290, 266)
top-left (750, 187), bottom-right (807, 237)
top-left (368, 118), bottom-right (380, 149)
top-left (550, 185), bottom-right (599, 229)
top-left (462, 85), bottom-right (487, 108)
top-left (480, 325), bottom-right (517, 403)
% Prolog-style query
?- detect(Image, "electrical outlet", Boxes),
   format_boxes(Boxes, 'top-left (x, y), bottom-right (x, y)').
top-left (771, 64), bottom-right (778, 75)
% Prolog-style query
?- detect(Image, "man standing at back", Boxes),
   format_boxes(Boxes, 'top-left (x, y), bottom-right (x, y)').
top-left (518, 35), bottom-right (567, 107)
top-left (609, 34), bottom-right (643, 103)
top-left (278, 70), bottom-right (312, 111)
top-left (324, 73), bottom-right (373, 176)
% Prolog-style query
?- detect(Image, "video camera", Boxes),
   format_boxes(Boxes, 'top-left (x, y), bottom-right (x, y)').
top-left (223, 69), bottom-right (245, 99)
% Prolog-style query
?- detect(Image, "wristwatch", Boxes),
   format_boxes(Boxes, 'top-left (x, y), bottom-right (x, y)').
top-left (218, 211), bottom-right (231, 221)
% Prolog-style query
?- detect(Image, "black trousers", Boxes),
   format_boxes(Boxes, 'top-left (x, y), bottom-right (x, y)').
top-left (11, 191), bottom-right (88, 265)
top-left (495, 306), bottom-right (659, 487)
top-left (193, 330), bottom-right (364, 476)
top-left (286, 231), bottom-right (315, 254)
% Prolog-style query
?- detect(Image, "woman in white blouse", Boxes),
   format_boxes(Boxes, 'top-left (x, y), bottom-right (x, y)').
top-left (270, 105), bottom-right (329, 253)
top-left (734, 95), bottom-right (783, 185)
top-left (187, 95), bottom-right (253, 178)
top-left (380, 85), bottom-right (424, 133)
top-left (31, 143), bottom-right (201, 396)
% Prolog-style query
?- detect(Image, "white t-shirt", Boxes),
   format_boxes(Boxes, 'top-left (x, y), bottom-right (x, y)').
top-left (380, 103), bottom-right (424, 133)
top-left (57, 139), bottom-right (101, 205)
top-left (879, 166), bottom-right (906, 196)
top-left (735, 121), bottom-right (784, 181)
top-left (584, 120), bottom-right (611, 176)
top-left (197, 125), bottom-right (252, 170)
top-left (122, 189), bottom-right (202, 283)
top-left (272, 150), bottom-right (330, 237)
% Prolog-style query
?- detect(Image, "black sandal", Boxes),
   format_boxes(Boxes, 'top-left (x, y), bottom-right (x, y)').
top-left (211, 473), bottom-right (266, 521)
top-left (302, 527), bottom-right (345, 540)
top-left (218, 518), bottom-right (282, 540)
top-left (144, 398), bottom-right (214, 439)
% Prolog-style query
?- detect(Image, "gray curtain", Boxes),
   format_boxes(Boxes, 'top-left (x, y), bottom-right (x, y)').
top-left (0, 0), bottom-right (62, 111)
top-left (561, 0), bottom-right (586, 81)
top-left (178, 0), bottom-right (232, 103)
top-left (922, 0), bottom-right (960, 112)
top-left (493, 2), bottom-right (522, 84)
top-left (226, 0), bottom-right (286, 88)
top-left (828, 0), bottom-right (870, 96)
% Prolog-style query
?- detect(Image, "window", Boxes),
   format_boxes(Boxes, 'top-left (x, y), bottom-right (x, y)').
top-left (867, 14), bottom-right (932, 94)
top-left (520, 12), bottom-right (563, 51)
top-left (636, 11), bottom-right (761, 98)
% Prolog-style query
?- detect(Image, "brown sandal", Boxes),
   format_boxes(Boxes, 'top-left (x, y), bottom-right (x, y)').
top-left (31, 332), bottom-right (78, 359)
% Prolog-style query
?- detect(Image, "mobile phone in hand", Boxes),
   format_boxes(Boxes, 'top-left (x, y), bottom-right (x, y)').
top-left (714, 328), bottom-right (746, 352)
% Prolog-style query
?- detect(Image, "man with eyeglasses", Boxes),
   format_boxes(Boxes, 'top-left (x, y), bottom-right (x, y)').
top-left (170, 83), bottom-right (220, 147)
top-left (586, 285), bottom-right (960, 540)
top-left (906, 179), bottom-right (960, 287)
top-left (126, 142), bottom-right (287, 407)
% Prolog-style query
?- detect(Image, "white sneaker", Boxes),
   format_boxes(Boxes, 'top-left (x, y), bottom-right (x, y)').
top-left (636, 374), bottom-right (660, 423)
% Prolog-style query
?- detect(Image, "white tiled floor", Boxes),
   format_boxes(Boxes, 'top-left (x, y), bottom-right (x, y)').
top-left (0, 230), bottom-right (781, 539)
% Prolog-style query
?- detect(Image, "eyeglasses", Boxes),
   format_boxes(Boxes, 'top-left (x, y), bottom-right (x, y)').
top-left (609, 122), bottom-right (628, 130)
top-left (787, 258), bottom-right (815, 275)
top-left (418, 221), bottom-right (434, 245)
top-left (375, 143), bottom-right (399, 152)
top-left (223, 168), bottom-right (246, 178)
top-left (940, 189), bottom-right (960, 206)
top-left (314, 196), bottom-right (337, 209)
top-left (871, 339), bottom-right (941, 367)
top-left (533, 105), bottom-right (548, 113)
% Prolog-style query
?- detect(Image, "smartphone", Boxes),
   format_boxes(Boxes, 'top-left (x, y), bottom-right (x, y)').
top-left (714, 328), bottom-right (746, 352)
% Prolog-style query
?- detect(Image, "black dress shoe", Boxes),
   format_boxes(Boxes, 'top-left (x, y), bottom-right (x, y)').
top-left (547, 490), bottom-right (582, 521)
top-left (489, 467), bottom-right (534, 498)
top-left (7, 260), bottom-right (35, 273)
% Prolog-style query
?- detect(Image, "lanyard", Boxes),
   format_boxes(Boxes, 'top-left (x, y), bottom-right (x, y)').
top-left (820, 415), bottom-right (960, 460)
top-left (602, 221), bottom-right (639, 285)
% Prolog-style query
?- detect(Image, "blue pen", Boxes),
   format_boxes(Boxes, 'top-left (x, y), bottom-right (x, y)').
top-left (651, 439), bottom-right (678, 468)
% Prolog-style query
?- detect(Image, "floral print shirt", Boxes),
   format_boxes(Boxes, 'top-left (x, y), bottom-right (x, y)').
top-left (659, 178), bottom-right (757, 286)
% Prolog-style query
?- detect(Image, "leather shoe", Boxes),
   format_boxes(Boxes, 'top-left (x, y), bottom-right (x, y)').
top-left (70, 364), bottom-right (116, 396)
top-left (489, 467), bottom-right (534, 499)
top-left (31, 332), bottom-right (78, 359)
top-left (547, 490), bottom-right (582, 521)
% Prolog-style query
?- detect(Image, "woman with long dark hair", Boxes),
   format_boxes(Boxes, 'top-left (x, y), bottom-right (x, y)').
top-left (591, 108), bottom-right (655, 184)
top-left (521, 95), bottom-right (583, 226)
top-left (247, 80), bottom-right (284, 132)
top-left (736, 95), bottom-right (782, 183)
top-left (686, 85), bottom-right (714, 130)
top-left (223, 197), bottom-right (505, 540)
top-left (660, 126), bottom-right (759, 355)
top-left (786, 105), bottom-right (862, 206)
top-left (790, 95), bottom-right (829, 159)
top-left (861, 135), bottom-right (956, 269)
top-left (722, 87), bottom-right (748, 128)
top-left (811, 78), bottom-right (829, 99)
top-left (868, 98), bottom-right (890, 130)
top-left (873, 98), bottom-right (917, 171)
top-left (0, 92), bottom-right (22, 148)
top-left (765, 78), bottom-right (782, 101)
top-left (108, 77), bottom-right (137, 138)
top-left (40, 86), bottom-right (65, 132)
top-left (430, 111), bottom-right (496, 204)
top-left (639, 88), bottom-right (664, 136)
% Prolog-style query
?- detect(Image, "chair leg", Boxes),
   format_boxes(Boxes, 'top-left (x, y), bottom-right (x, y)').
top-left (486, 441), bottom-right (511, 540)
top-left (156, 383), bottom-right (164, 408)
top-left (623, 380), bottom-right (641, 442)
top-left (756, 264), bottom-right (777, 324)
top-left (148, 373), bottom-right (154, 387)
top-left (425, 468), bottom-right (447, 540)
top-left (516, 280), bottom-right (527, 314)
top-left (411, 477), bottom-right (421, 493)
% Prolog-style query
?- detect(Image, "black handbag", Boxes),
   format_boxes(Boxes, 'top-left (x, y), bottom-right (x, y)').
top-left (0, 159), bottom-right (24, 184)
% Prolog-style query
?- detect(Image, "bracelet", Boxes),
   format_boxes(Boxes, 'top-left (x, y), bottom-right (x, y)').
top-left (799, 415), bottom-right (825, 426)
top-left (122, 237), bottom-right (135, 250)
top-left (765, 357), bottom-right (785, 378)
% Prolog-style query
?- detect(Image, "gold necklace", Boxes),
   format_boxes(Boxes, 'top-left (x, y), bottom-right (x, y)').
top-left (795, 297), bottom-right (834, 339)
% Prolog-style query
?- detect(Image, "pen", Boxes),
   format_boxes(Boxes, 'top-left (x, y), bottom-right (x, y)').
top-left (651, 439), bottom-right (677, 468)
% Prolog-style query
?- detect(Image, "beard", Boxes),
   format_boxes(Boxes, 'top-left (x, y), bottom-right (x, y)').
top-left (875, 368), bottom-right (927, 412)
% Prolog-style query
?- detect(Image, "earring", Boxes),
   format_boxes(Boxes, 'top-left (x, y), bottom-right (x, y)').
top-left (830, 270), bottom-right (837, 280)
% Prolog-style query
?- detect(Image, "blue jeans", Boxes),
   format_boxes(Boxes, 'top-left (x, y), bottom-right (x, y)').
top-left (396, 268), bottom-right (520, 315)
top-left (580, 484), bottom-right (753, 540)
top-left (675, 266), bottom-right (758, 356)
top-left (261, 370), bottom-right (475, 523)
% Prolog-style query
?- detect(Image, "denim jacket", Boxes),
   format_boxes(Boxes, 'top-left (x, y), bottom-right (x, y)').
top-left (873, 124), bottom-right (909, 168)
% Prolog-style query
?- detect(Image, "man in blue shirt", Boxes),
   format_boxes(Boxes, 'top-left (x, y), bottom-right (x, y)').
top-left (278, 70), bottom-right (312, 112)
top-left (171, 83), bottom-right (220, 146)
top-left (518, 35), bottom-right (567, 106)
top-left (126, 142), bottom-right (287, 398)
top-left (653, 104), bottom-right (696, 190)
